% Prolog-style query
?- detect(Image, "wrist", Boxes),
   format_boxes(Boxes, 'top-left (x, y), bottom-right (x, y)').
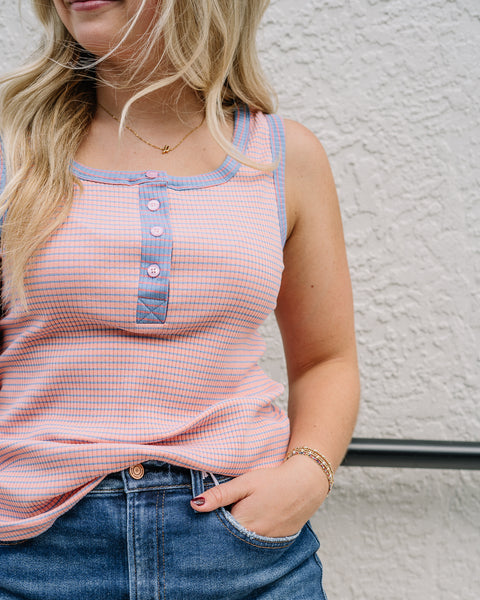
top-left (281, 453), bottom-right (331, 502)
top-left (284, 446), bottom-right (334, 495)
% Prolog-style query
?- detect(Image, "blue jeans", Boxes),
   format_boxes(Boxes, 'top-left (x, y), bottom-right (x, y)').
top-left (0, 461), bottom-right (328, 599)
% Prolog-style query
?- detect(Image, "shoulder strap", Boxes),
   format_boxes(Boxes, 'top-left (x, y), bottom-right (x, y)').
top-left (265, 114), bottom-right (287, 248)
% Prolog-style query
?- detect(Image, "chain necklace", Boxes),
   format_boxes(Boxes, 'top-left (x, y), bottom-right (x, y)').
top-left (98, 103), bottom-right (206, 155)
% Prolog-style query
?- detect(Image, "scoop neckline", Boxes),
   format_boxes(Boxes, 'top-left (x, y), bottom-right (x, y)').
top-left (71, 105), bottom-right (250, 189)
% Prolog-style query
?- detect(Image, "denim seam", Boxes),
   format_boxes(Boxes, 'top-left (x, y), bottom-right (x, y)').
top-left (305, 521), bottom-right (321, 546)
top-left (124, 483), bottom-right (190, 493)
top-left (84, 489), bottom-right (125, 495)
top-left (155, 491), bottom-right (161, 600)
top-left (214, 510), bottom-right (295, 550)
top-left (132, 496), bottom-right (138, 600)
top-left (313, 552), bottom-right (324, 573)
top-left (162, 490), bottom-right (166, 600)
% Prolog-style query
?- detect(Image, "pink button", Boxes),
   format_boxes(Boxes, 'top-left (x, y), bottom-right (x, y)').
top-left (147, 199), bottom-right (160, 211)
top-left (150, 226), bottom-right (164, 237)
top-left (147, 264), bottom-right (160, 278)
top-left (145, 170), bottom-right (158, 179)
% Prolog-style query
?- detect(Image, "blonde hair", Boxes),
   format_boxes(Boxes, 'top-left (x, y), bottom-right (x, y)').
top-left (0, 0), bottom-right (276, 306)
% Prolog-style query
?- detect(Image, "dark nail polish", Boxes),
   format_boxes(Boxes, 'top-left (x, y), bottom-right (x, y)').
top-left (192, 496), bottom-right (205, 506)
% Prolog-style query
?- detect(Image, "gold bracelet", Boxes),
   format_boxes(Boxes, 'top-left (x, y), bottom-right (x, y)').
top-left (286, 446), bottom-right (334, 494)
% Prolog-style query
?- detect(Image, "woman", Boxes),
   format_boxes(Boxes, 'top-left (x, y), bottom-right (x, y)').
top-left (0, 1), bottom-right (360, 598)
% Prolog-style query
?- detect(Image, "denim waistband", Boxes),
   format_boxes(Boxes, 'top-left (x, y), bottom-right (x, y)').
top-left (90, 461), bottom-right (228, 497)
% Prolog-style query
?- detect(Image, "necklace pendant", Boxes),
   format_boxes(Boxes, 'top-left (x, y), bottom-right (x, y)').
top-left (99, 104), bottom-right (206, 156)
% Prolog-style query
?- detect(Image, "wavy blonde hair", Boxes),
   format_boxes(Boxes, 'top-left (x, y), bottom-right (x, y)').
top-left (0, 0), bottom-right (276, 306)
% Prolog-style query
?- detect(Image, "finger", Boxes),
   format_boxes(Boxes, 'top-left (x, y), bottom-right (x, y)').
top-left (190, 477), bottom-right (249, 513)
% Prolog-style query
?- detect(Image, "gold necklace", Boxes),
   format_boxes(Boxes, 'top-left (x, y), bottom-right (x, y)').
top-left (98, 103), bottom-right (206, 154)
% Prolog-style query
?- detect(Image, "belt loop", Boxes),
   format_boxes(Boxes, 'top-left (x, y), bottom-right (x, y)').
top-left (190, 469), bottom-right (205, 499)
top-left (120, 467), bottom-right (130, 492)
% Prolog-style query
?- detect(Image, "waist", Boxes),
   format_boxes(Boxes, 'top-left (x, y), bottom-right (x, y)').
top-left (91, 460), bottom-right (231, 495)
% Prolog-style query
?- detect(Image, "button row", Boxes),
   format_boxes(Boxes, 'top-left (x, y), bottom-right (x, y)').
top-left (147, 199), bottom-right (163, 236)
top-left (149, 221), bottom-right (162, 275)
top-left (146, 197), bottom-right (164, 277)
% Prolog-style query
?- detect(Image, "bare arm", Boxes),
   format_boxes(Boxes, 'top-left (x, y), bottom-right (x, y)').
top-left (278, 118), bottom-right (360, 473)
top-left (190, 120), bottom-right (360, 537)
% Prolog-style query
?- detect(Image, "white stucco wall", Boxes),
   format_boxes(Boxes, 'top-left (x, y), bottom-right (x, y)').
top-left (258, 2), bottom-right (479, 598)
top-left (1, 1), bottom-right (479, 599)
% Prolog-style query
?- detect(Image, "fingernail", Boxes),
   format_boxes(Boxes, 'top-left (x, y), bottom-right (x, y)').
top-left (192, 496), bottom-right (205, 506)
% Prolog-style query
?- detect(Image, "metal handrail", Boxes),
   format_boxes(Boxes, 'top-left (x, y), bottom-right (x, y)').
top-left (342, 438), bottom-right (480, 470)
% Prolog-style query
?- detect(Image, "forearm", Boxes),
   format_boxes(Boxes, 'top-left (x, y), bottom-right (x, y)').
top-left (286, 355), bottom-right (360, 472)
top-left (191, 357), bottom-right (359, 535)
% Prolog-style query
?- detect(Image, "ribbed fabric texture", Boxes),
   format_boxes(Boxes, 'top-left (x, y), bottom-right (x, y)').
top-left (0, 108), bottom-right (290, 541)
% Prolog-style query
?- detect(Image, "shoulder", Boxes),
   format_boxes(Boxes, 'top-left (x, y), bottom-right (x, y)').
top-left (281, 119), bottom-right (338, 238)
top-left (283, 118), bottom-right (333, 188)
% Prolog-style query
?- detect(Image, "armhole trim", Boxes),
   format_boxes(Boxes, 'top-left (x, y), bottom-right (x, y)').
top-left (265, 114), bottom-right (287, 249)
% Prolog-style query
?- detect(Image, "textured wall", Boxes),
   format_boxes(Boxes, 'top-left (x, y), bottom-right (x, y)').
top-left (1, 1), bottom-right (479, 598)
top-left (258, 1), bottom-right (480, 598)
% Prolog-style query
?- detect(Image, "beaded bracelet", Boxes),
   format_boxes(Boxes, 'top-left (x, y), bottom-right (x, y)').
top-left (286, 446), bottom-right (334, 494)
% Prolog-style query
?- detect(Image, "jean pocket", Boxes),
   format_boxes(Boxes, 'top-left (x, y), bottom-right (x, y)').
top-left (215, 506), bottom-right (302, 549)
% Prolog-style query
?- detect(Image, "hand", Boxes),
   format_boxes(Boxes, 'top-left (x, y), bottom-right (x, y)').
top-left (190, 455), bottom-right (330, 538)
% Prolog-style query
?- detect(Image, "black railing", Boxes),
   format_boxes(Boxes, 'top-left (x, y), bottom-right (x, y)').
top-left (342, 438), bottom-right (480, 470)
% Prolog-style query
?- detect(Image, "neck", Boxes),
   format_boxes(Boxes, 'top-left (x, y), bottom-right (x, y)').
top-left (95, 77), bottom-right (204, 126)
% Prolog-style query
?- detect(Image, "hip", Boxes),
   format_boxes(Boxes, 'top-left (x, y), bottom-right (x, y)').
top-left (0, 460), bottom-right (327, 600)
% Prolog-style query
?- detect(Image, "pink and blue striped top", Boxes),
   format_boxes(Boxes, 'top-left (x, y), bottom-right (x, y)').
top-left (0, 107), bottom-right (290, 541)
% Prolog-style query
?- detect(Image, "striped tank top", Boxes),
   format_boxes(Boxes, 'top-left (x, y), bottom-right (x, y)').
top-left (0, 106), bottom-right (290, 541)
